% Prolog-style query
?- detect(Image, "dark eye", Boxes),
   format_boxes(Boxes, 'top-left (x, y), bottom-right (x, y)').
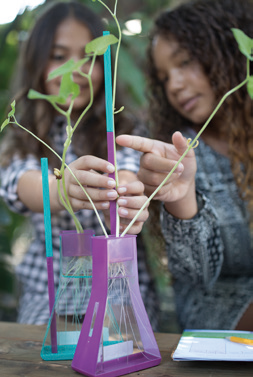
top-left (50, 54), bottom-right (66, 62)
top-left (180, 57), bottom-right (193, 67)
top-left (158, 75), bottom-right (169, 86)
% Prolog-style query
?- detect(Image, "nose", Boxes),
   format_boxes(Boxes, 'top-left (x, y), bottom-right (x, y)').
top-left (167, 69), bottom-right (185, 94)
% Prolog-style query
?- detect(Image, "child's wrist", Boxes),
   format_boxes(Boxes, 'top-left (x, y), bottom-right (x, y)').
top-left (164, 183), bottom-right (197, 220)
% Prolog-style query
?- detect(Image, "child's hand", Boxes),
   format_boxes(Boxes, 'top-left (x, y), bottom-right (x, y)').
top-left (116, 132), bottom-right (198, 219)
top-left (102, 171), bottom-right (149, 234)
top-left (117, 171), bottom-right (149, 234)
top-left (60, 155), bottom-right (118, 212)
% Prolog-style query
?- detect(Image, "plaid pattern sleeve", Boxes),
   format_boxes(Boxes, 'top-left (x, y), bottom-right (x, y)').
top-left (0, 154), bottom-right (41, 215)
top-left (116, 147), bottom-right (141, 174)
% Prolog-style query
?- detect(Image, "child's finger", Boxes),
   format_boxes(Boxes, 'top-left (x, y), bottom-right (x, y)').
top-left (67, 198), bottom-right (110, 212)
top-left (73, 155), bottom-right (115, 174)
top-left (118, 206), bottom-right (149, 222)
top-left (69, 184), bottom-right (118, 202)
top-left (172, 131), bottom-right (196, 156)
top-left (119, 220), bottom-right (145, 235)
top-left (141, 153), bottom-right (184, 174)
top-left (73, 170), bottom-right (116, 189)
top-left (116, 135), bottom-right (156, 153)
top-left (117, 196), bottom-right (149, 210)
top-left (117, 180), bottom-right (144, 196)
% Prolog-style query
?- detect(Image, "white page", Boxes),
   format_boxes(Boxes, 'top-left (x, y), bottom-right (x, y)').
top-left (173, 330), bottom-right (253, 361)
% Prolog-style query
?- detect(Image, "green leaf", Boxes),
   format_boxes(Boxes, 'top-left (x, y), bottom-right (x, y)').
top-left (7, 100), bottom-right (16, 118)
top-left (48, 59), bottom-right (76, 81)
top-left (1, 118), bottom-right (10, 132)
top-left (28, 89), bottom-right (66, 105)
top-left (232, 28), bottom-right (253, 61)
top-left (29, 73), bottom-right (80, 106)
top-left (47, 58), bottom-right (90, 81)
top-left (247, 76), bottom-right (253, 99)
top-left (59, 73), bottom-right (80, 101)
top-left (85, 34), bottom-right (118, 56)
top-left (73, 57), bottom-right (90, 71)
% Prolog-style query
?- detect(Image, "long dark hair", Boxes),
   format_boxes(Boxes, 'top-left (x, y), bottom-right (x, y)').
top-left (147, 0), bottom-right (253, 210)
top-left (1, 1), bottom-right (132, 167)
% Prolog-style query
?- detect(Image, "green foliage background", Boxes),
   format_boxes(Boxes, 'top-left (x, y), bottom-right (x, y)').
top-left (0, 0), bottom-right (176, 321)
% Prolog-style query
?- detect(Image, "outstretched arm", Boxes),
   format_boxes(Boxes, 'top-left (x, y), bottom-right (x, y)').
top-left (17, 155), bottom-right (118, 213)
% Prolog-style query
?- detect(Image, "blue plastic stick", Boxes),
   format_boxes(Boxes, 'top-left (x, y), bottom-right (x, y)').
top-left (104, 31), bottom-right (114, 134)
top-left (41, 158), bottom-right (57, 353)
top-left (41, 158), bottom-right (53, 257)
top-left (103, 31), bottom-right (117, 235)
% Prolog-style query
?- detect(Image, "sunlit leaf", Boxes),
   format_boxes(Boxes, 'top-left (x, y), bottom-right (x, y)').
top-left (28, 89), bottom-right (66, 105)
top-left (1, 118), bottom-right (10, 132)
top-left (247, 76), bottom-right (253, 99)
top-left (85, 34), bottom-right (118, 56)
top-left (47, 58), bottom-right (90, 81)
top-left (232, 28), bottom-right (253, 61)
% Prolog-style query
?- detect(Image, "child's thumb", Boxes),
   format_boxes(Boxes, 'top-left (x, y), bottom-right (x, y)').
top-left (172, 131), bottom-right (195, 156)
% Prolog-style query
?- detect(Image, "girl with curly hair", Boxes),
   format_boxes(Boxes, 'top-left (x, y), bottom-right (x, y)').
top-left (117, 0), bottom-right (253, 330)
top-left (0, 1), bottom-right (159, 328)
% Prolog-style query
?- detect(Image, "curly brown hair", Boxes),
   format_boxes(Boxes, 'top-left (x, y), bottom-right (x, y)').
top-left (147, 0), bottom-right (253, 214)
top-left (0, 1), bottom-right (133, 168)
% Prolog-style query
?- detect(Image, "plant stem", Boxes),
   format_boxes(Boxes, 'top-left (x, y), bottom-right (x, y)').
top-left (57, 180), bottom-right (83, 233)
top-left (59, 103), bottom-right (76, 226)
top-left (72, 55), bottom-right (96, 133)
top-left (121, 76), bottom-right (249, 236)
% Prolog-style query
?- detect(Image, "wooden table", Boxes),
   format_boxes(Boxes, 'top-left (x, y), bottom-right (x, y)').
top-left (1, 321), bottom-right (253, 376)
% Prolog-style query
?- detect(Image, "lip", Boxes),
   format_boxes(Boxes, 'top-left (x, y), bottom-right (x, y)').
top-left (179, 96), bottom-right (199, 112)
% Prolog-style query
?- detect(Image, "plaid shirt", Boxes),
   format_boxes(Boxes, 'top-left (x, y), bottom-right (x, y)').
top-left (0, 117), bottom-right (159, 329)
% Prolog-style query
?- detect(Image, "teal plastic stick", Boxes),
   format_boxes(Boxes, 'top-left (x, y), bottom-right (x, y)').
top-left (103, 31), bottom-right (117, 235)
top-left (41, 158), bottom-right (53, 257)
top-left (103, 30), bottom-right (114, 133)
top-left (41, 158), bottom-right (57, 353)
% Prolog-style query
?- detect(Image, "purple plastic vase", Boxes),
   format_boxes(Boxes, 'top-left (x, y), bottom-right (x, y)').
top-left (72, 234), bottom-right (161, 377)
